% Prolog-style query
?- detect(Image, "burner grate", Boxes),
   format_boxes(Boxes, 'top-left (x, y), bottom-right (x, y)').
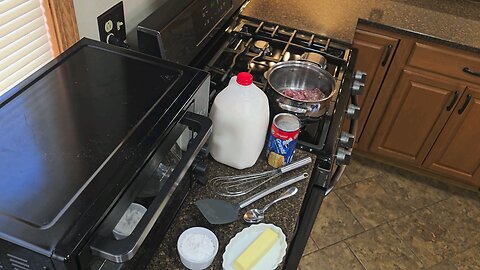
top-left (236, 16), bottom-right (348, 59)
top-left (207, 17), bottom-right (349, 84)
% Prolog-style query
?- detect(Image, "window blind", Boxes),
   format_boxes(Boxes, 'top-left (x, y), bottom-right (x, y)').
top-left (0, 0), bottom-right (53, 95)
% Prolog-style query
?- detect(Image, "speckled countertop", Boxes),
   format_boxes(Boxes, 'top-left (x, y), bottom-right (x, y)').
top-left (242, 0), bottom-right (480, 53)
top-left (147, 151), bottom-right (316, 269)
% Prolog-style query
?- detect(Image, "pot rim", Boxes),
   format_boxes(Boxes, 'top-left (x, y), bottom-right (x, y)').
top-left (266, 60), bottom-right (337, 103)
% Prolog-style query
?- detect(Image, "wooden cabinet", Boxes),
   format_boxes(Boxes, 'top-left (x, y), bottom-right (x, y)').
top-left (369, 69), bottom-right (465, 165)
top-left (424, 86), bottom-right (480, 186)
top-left (348, 28), bottom-right (399, 148)
top-left (407, 43), bottom-right (480, 85)
top-left (354, 24), bottom-right (480, 187)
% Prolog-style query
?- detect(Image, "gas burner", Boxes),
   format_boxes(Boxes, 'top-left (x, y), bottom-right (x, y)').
top-left (240, 24), bottom-right (250, 33)
top-left (251, 40), bottom-right (271, 55)
top-left (247, 40), bottom-right (273, 72)
top-left (300, 52), bottom-right (327, 69)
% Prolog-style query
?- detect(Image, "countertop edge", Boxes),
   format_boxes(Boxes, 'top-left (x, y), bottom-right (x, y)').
top-left (241, 0), bottom-right (480, 54)
top-left (357, 18), bottom-right (480, 54)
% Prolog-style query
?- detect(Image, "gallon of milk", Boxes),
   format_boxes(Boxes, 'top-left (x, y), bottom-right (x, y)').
top-left (209, 72), bottom-right (270, 169)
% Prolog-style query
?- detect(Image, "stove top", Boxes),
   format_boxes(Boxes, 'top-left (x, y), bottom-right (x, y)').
top-left (205, 16), bottom-right (351, 92)
top-left (202, 15), bottom-right (354, 149)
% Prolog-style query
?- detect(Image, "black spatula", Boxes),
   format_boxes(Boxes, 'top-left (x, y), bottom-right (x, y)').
top-left (195, 173), bottom-right (308, 224)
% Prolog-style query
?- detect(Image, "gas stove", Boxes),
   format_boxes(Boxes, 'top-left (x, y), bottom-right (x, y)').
top-left (139, 0), bottom-right (365, 185)
top-left (195, 15), bottom-right (361, 172)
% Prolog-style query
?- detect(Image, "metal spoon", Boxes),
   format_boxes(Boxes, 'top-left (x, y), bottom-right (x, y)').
top-left (243, 187), bottom-right (299, 223)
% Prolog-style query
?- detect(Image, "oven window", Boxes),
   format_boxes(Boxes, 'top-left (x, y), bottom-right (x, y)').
top-left (138, 140), bottom-right (184, 198)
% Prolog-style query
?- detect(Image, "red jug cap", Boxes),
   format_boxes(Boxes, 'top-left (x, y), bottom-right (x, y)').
top-left (236, 72), bottom-right (253, 86)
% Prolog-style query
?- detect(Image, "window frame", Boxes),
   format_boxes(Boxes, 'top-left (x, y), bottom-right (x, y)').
top-left (41, 0), bottom-right (79, 56)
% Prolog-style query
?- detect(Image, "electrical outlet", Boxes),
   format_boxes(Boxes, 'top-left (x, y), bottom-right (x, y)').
top-left (97, 2), bottom-right (126, 44)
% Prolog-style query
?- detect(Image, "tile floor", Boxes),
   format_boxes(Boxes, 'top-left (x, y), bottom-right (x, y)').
top-left (299, 156), bottom-right (480, 270)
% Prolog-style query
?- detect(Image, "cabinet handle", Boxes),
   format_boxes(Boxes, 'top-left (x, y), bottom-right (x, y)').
top-left (463, 67), bottom-right (480, 77)
top-left (458, 94), bottom-right (473, 114)
top-left (446, 90), bottom-right (459, 111)
top-left (381, 44), bottom-right (393, 66)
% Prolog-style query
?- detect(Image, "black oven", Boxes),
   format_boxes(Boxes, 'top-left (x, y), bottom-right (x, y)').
top-left (0, 39), bottom-right (211, 270)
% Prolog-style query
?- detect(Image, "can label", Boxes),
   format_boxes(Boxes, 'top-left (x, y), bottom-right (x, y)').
top-left (267, 114), bottom-right (300, 168)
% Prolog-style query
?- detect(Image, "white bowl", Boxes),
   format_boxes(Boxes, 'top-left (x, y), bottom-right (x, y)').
top-left (177, 227), bottom-right (219, 270)
top-left (112, 203), bottom-right (147, 240)
top-left (222, 223), bottom-right (287, 270)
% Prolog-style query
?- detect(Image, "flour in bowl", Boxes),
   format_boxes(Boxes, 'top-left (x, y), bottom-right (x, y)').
top-left (180, 233), bottom-right (215, 261)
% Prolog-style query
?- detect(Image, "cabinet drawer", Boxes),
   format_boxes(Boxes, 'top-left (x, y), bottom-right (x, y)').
top-left (407, 43), bottom-right (480, 84)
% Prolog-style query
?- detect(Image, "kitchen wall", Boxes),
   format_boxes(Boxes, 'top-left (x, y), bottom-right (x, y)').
top-left (73, 0), bottom-right (167, 45)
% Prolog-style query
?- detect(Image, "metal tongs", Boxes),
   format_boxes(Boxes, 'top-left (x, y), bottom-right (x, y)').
top-left (211, 157), bottom-right (312, 197)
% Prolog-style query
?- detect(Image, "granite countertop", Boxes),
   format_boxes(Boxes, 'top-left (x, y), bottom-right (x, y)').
top-left (147, 151), bottom-right (316, 269)
top-left (242, 0), bottom-right (480, 53)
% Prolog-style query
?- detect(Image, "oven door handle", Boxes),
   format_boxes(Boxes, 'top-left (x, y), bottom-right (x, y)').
top-left (89, 111), bottom-right (212, 263)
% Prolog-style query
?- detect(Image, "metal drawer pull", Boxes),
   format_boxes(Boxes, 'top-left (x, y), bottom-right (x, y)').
top-left (446, 90), bottom-right (459, 111)
top-left (381, 44), bottom-right (393, 66)
top-left (458, 94), bottom-right (473, 115)
top-left (463, 67), bottom-right (480, 77)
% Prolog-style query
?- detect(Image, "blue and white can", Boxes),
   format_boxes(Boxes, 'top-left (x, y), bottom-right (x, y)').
top-left (267, 113), bottom-right (301, 168)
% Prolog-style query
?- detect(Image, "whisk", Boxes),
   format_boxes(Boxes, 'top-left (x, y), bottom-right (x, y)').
top-left (211, 157), bottom-right (312, 197)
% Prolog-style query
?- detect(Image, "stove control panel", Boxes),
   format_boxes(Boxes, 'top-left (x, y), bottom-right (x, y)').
top-left (199, 0), bottom-right (232, 29)
top-left (138, 0), bottom-right (234, 65)
top-left (188, 0), bottom-right (232, 43)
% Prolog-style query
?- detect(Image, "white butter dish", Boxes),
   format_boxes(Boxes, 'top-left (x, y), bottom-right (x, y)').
top-left (222, 223), bottom-right (287, 270)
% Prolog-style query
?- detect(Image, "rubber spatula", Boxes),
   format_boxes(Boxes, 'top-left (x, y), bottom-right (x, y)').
top-left (195, 173), bottom-right (308, 225)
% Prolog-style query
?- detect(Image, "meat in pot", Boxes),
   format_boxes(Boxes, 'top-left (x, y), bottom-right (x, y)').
top-left (282, 88), bottom-right (326, 101)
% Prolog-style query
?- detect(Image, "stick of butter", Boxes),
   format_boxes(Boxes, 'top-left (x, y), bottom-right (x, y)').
top-left (234, 228), bottom-right (278, 270)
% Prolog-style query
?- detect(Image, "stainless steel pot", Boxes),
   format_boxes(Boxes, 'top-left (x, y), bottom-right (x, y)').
top-left (266, 61), bottom-right (336, 118)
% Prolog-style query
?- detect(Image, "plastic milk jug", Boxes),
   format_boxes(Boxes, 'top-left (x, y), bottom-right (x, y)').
top-left (209, 72), bottom-right (270, 169)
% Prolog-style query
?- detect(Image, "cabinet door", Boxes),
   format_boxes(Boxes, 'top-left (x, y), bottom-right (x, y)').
top-left (370, 69), bottom-right (465, 165)
top-left (350, 29), bottom-right (399, 147)
top-left (424, 87), bottom-right (480, 186)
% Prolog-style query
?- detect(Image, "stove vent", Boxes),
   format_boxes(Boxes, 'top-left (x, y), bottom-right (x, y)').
top-left (6, 254), bottom-right (30, 270)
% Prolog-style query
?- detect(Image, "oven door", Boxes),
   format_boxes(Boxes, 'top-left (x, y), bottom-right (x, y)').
top-left (78, 111), bottom-right (211, 269)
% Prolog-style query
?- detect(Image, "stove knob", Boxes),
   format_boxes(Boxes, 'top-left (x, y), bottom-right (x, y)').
top-left (336, 147), bottom-right (352, 165)
top-left (354, 71), bottom-right (367, 83)
top-left (339, 131), bottom-right (355, 148)
top-left (351, 81), bottom-right (365, 96)
top-left (346, 104), bottom-right (361, 120)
